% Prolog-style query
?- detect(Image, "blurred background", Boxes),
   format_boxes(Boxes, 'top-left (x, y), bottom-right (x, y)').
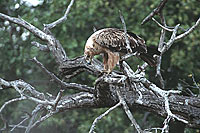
top-left (0, 0), bottom-right (200, 132)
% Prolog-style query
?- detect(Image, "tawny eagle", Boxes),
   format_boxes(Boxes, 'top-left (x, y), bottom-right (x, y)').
top-left (84, 28), bottom-right (160, 73)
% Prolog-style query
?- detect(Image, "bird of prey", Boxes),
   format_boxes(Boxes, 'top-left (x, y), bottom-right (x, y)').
top-left (84, 28), bottom-right (160, 73)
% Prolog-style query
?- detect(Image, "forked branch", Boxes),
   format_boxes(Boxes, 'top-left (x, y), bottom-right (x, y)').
top-left (44, 0), bottom-right (75, 29)
top-left (141, 0), bottom-right (168, 25)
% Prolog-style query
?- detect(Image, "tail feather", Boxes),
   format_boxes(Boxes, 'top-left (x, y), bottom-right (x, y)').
top-left (139, 45), bottom-right (161, 67)
top-left (139, 53), bottom-right (157, 66)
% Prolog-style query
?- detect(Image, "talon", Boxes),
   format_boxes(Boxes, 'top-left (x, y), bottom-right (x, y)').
top-left (102, 69), bottom-right (112, 74)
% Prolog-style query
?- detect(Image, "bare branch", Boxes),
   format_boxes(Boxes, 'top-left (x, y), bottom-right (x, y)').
top-left (31, 57), bottom-right (94, 93)
top-left (136, 76), bottom-right (189, 125)
top-left (119, 10), bottom-right (132, 53)
top-left (0, 78), bottom-right (10, 87)
top-left (31, 41), bottom-right (49, 52)
top-left (156, 54), bottom-right (165, 89)
top-left (89, 102), bottom-right (121, 133)
top-left (118, 60), bottom-right (189, 128)
top-left (0, 114), bottom-right (9, 132)
top-left (59, 56), bottom-right (103, 78)
top-left (53, 90), bottom-right (63, 109)
top-left (191, 74), bottom-right (200, 96)
top-left (28, 111), bottom-right (57, 132)
top-left (116, 87), bottom-right (143, 133)
top-left (0, 13), bottom-right (49, 41)
top-left (9, 125), bottom-right (27, 130)
top-left (0, 97), bottom-right (26, 113)
top-left (26, 92), bottom-right (95, 132)
top-left (175, 17), bottom-right (200, 41)
top-left (141, 0), bottom-right (168, 25)
top-left (156, 13), bottom-right (166, 89)
top-left (0, 12), bottom-right (68, 64)
top-left (1, 77), bottom-right (97, 132)
top-left (57, 92), bottom-right (95, 110)
top-left (152, 17), bottom-right (200, 43)
top-left (45, 0), bottom-right (75, 29)
top-left (161, 24), bottom-right (180, 53)
top-left (25, 104), bottom-right (44, 133)
top-left (120, 52), bottom-right (138, 61)
top-left (10, 116), bottom-right (29, 132)
top-left (93, 26), bottom-right (97, 32)
top-left (152, 17), bottom-right (173, 32)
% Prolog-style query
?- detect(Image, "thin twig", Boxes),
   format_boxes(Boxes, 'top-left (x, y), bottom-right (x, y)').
top-left (156, 13), bottom-right (166, 89)
top-left (54, 90), bottom-right (63, 109)
top-left (89, 102), bottom-right (121, 133)
top-left (44, 0), bottom-right (75, 29)
top-left (119, 10), bottom-right (132, 53)
top-left (0, 114), bottom-right (9, 131)
top-left (10, 116), bottom-right (29, 132)
top-left (179, 79), bottom-right (199, 89)
top-left (161, 24), bottom-right (180, 53)
top-left (141, 0), bottom-right (168, 25)
top-left (191, 74), bottom-right (200, 96)
top-left (28, 111), bottom-right (57, 132)
top-left (93, 26), bottom-right (97, 32)
top-left (31, 41), bottom-right (49, 52)
top-left (25, 104), bottom-right (43, 133)
top-left (175, 17), bottom-right (200, 41)
top-left (0, 97), bottom-right (26, 113)
top-left (152, 17), bottom-right (173, 32)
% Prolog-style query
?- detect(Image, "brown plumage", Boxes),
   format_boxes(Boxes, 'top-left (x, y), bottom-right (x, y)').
top-left (84, 28), bottom-right (160, 73)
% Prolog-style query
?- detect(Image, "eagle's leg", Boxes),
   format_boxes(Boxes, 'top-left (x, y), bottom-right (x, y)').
top-left (106, 52), bottom-right (120, 74)
top-left (103, 53), bottom-right (108, 73)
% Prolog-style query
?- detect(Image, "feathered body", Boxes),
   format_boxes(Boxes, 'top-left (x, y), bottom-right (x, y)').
top-left (84, 28), bottom-right (159, 73)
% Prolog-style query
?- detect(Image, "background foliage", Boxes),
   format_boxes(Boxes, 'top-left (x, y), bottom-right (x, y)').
top-left (0, 0), bottom-right (200, 132)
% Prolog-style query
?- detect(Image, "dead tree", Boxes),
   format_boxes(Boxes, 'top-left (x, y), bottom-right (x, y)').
top-left (0, 0), bottom-right (200, 132)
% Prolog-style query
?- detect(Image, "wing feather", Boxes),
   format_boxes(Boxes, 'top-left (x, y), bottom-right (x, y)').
top-left (93, 28), bottom-right (147, 53)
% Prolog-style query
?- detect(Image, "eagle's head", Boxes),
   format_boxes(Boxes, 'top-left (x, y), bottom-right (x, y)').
top-left (84, 37), bottom-right (95, 64)
top-left (84, 49), bottom-right (93, 65)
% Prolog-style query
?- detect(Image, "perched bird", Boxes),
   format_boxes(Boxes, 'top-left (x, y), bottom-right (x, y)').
top-left (84, 28), bottom-right (160, 73)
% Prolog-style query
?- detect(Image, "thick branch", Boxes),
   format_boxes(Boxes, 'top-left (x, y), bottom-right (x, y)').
top-left (0, 13), bottom-right (49, 41)
top-left (31, 57), bottom-right (94, 93)
top-left (116, 87), bottom-right (143, 133)
top-left (95, 75), bottom-right (200, 129)
top-left (59, 56), bottom-right (104, 78)
top-left (0, 13), bottom-right (68, 64)
top-left (0, 78), bottom-right (97, 132)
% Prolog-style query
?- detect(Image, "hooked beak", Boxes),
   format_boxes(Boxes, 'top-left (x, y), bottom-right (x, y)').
top-left (84, 54), bottom-right (92, 65)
